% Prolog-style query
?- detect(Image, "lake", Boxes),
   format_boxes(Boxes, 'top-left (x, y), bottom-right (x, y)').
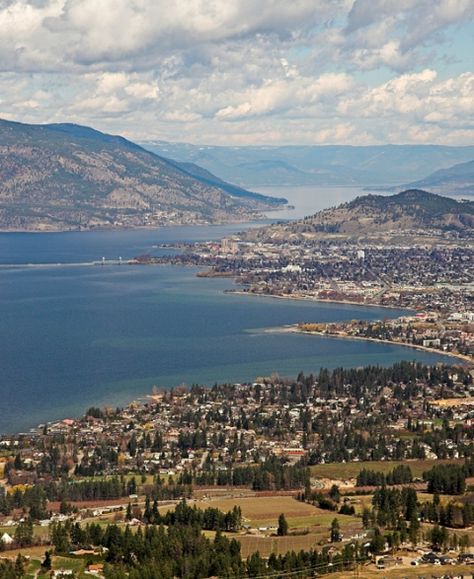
top-left (257, 185), bottom-right (372, 220)
top-left (0, 189), bottom-right (452, 433)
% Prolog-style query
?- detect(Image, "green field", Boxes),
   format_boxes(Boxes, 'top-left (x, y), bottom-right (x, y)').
top-left (2, 553), bottom-right (90, 578)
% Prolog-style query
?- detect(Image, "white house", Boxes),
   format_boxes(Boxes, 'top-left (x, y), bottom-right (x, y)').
top-left (1, 532), bottom-right (14, 545)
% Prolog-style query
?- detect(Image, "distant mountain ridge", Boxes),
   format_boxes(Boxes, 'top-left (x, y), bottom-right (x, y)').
top-left (405, 159), bottom-right (474, 195)
top-left (0, 119), bottom-right (284, 231)
top-left (248, 189), bottom-right (474, 242)
top-left (162, 158), bottom-right (286, 205)
top-left (143, 141), bottom-right (474, 187)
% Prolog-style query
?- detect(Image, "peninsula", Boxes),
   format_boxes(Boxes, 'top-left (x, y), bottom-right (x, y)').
top-left (138, 190), bottom-right (474, 364)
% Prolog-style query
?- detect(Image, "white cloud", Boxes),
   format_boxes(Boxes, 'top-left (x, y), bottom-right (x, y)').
top-left (338, 70), bottom-right (474, 122)
top-left (0, 0), bottom-right (472, 144)
top-left (0, 0), bottom-right (337, 71)
top-left (215, 73), bottom-right (353, 120)
top-left (329, 0), bottom-right (474, 71)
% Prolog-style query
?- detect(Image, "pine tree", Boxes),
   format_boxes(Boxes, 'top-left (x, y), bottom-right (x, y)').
top-left (14, 519), bottom-right (33, 547)
top-left (362, 507), bottom-right (371, 529)
top-left (409, 514), bottom-right (419, 547)
top-left (143, 495), bottom-right (152, 524)
top-left (277, 513), bottom-right (288, 536)
top-left (330, 518), bottom-right (341, 542)
top-left (329, 484), bottom-right (340, 503)
top-left (14, 555), bottom-right (26, 578)
top-left (125, 502), bottom-right (132, 522)
top-left (41, 550), bottom-right (52, 570)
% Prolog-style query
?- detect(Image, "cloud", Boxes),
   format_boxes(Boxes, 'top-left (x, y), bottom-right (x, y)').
top-left (0, 0), bottom-right (338, 71)
top-left (5, 0), bottom-right (469, 74)
top-left (338, 70), bottom-right (474, 122)
top-left (0, 0), bottom-right (472, 145)
top-left (336, 0), bottom-right (474, 71)
top-left (215, 73), bottom-right (353, 120)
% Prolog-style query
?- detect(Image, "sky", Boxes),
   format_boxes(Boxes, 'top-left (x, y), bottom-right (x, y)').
top-left (0, 0), bottom-right (473, 145)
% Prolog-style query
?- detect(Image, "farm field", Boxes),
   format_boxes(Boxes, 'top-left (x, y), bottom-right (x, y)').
top-left (193, 495), bottom-right (359, 528)
top-left (1, 551), bottom-right (96, 578)
top-left (310, 458), bottom-right (463, 481)
top-left (330, 562), bottom-right (473, 578)
top-left (188, 495), bottom-right (364, 557)
top-left (339, 490), bottom-right (456, 517)
top-left (2, 488), bottom-right (470, 577)
top-left (237, 533), bottom-right (329, 557)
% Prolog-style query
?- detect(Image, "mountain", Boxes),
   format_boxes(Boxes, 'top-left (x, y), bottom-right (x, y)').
top-left (0, 120), bottom-right (285, 231)
top-left (233, 159), bottom-right (311, 186)
top-left (162, 158), bottom-right (287, 204)
top-left (142, 141), bottom-right (474, 187)
top-left (247, 189), bottom-right (474, 242)
top-left (405, 160), bottom-right (474, 195)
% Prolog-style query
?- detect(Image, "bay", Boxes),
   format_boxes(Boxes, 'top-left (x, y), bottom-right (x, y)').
top-left (0, 189), bottom-right (453, 433)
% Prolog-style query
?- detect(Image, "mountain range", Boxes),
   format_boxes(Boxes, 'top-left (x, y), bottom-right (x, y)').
top-left (0, 120), bottom-right (285, 232)
top-left (143, 141), bottom-right (474, 188)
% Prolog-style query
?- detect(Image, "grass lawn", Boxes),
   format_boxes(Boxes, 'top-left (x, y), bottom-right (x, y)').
top-left (53, 555), bottom-right (86, 572)
top-left (24, 558), bottom-right (41, 579)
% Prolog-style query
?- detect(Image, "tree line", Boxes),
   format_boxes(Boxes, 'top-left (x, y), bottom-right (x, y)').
top-left (423, 462), bottom-right (474, 494)
top-left (356, 465), bottom-right (413, 487)
top-left (178, 457), bottom-right (310, 491)
top-left (47, 515), bottom-right (368, 578)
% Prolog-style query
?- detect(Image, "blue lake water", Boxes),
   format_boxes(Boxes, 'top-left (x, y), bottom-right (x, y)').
top-left (0, 222), bottom-right (452, 434)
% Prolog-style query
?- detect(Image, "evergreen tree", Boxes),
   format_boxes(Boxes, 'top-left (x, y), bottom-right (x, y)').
top-left (329, 484), bottom-right (340, 503)
top-left (125, 502), bottom-right (132, 522)
top-left (14, 519), bottom-right (33, 547)
top-left (41, 551), bottom-right (52, 571)
top-left (330, 518), bottom-right (341, 542)
top-left (277, 513), bottom-right (288, 536)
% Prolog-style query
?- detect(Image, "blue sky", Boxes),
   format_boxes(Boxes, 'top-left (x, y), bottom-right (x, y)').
top-left (0, 0), bottom-right (472, 145)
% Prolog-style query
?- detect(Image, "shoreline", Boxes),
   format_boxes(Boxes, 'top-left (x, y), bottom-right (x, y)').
top-left (2, 310), bottom-right (469, 437)
top-left (0, 208), bottom-right (288, 235)
top-left (269, 324), bottom-right (473, 366)
top-left (11, 327), bottom-right (471, 438)
top-left (1, 249), bottom-right (470, 435)
top-left (226, 289), bottom-right (414, 313)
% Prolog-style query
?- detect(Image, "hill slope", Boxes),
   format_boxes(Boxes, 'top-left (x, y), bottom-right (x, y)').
top-left (162, 158), bottom-right (287, 205)
top-left (406, 160), bottom-right (474, 195)
top-left (0, 120), bottom-right (284, 231)
top-left (248, 190), bottom-right (474, 242)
